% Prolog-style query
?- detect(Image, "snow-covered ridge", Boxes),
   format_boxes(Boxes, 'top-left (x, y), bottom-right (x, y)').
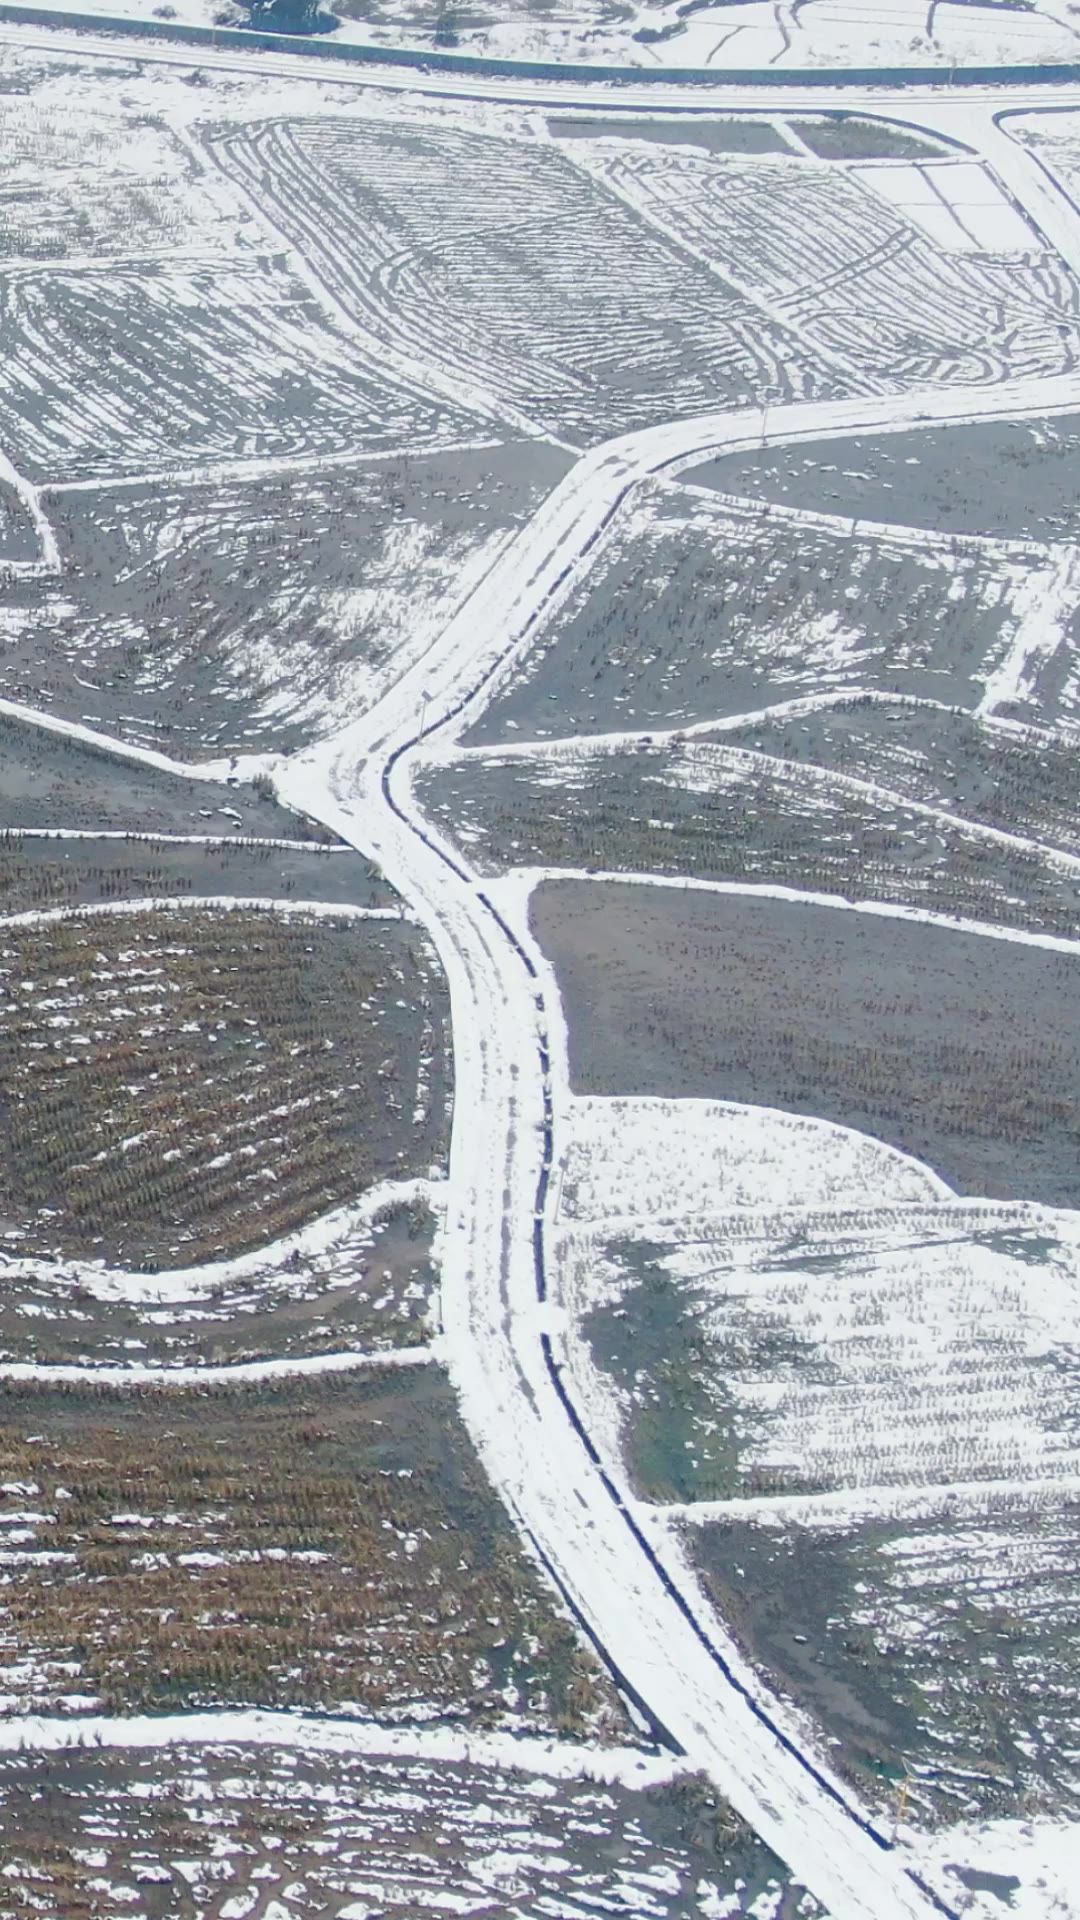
top-left (0, 1705), bottom-right (680, 1786)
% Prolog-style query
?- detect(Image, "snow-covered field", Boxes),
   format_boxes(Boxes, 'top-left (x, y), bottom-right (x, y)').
top-left (558, 1194), bottom-right (1080, 1500)
top-left (0, 18), bottom-right (1078, 1920)
top-left (462, 479), bottom-right (1065, 741)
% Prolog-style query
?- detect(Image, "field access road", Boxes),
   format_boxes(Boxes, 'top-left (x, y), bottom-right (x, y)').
top-left (271, 369), bottom-right (1080, 1920)
top-left (7, 13), bottom-right (1080, 1908)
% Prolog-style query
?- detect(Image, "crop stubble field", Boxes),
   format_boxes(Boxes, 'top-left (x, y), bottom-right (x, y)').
top-left (0, 1366), bottom-right (617, 1729)
top-left (0, 904), bottom-right (450, 1267)
top-left (420, 734), bottom-right (1080, 937)
top-left (2, 38), bottom-right (1080, 1918)
top-left (0, 1742), bottom-right (796, 1920)
top-left (467, 483), bottom-right (1029, 740)
top-left (0, 1189), bottom-right (441, 1369)
top-left (532, 879), bottom-right (1080, 1207)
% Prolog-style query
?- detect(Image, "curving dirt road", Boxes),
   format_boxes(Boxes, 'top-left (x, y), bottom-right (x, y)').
top-left (271, 370), bottom-right (1080, 1919)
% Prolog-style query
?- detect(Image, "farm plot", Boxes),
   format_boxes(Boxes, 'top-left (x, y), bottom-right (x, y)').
top-left (784, 115), bottom-right (951, 161)
top-left (556, 1094), bottom-right (947, 1224)
top-left (0, 258), bottom-right (473, 484)
top-left (567, 1206), bottom-right (1080, 1505)
top-left (417, 737), bottom-right (1080, 937)
top-left (686, 412), bottom-right (1080, 542)
top-left (0, 835), bottom-right (388, 915)
top-left (0, 905), bottom-right (450, 1267)
top-left (466, 487), bottom-right (1026, 743)
top-left (547, 114), bottom-right (796, 156)
top-left (0, 1742), bottom-right (798, 1920)
top-left (4, 444), bottom-right (567, 757)
top-left (531, 879), bottom-right (1080, 1206)
top-left (0, 96), bottom-right (237, 261)
top-left (0, 1366), bottom-right (618, 1731)
top-left (205, 115), bottom-right (827, 443)
top-left (684, 1487), bottom-right (1080, 1827)
top-left (722, 699), bottom-right (1080, 857)
top-left (569, 142), bottom-right (1079, 390)
top-left (0, 1187), bottom-right (440, 1369)
top-left (0, 712), bottom-right (331, 837)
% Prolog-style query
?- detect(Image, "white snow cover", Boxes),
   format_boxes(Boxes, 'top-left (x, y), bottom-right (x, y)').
top-left (11, 1178), bottom-right (443, 1307)
top-left (9, 0), bottom-right (1080, 72)
top-left (665, 1469), bottom-right (1080, 1530)
top-left (909, 1816), bottom-right (1080, 1920)
top-left (4, 68), bottom-right (1080, 1903)
top-left (0, 1707), bottom-right (681, 1788)
top-left (555, 1094), bottom-right (950, 1225)
top-left (0, 1344), bottom-right (438, 1388)
top-left (565, 1204), bottom-right (1080, 1500)
top-left (0, 893), bottom-right (407, 933)
top-left (859, 159), bottom-right (1037, 253)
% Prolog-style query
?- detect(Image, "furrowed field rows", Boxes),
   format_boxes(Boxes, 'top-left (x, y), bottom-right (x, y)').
top-left (685, 1487), bottom-right (1080, 1826)
top-left (567, 1212), bottom-right (1080, 1504)
top-left (2, 445), bottom-right (567, 756)
top-left (205, 115), bottom-right (830, 441)
top-left (553, 1093), bottom-right (950, 1223)
top-left (0, 1740), bottom-right (797, 1920)
top-left (532, 880), bottom-right (1080, 1207)
top-left (719, 698), bottom-right (1080, 857)
top-left (687, 412), bottom-right (1080, 542)
top-left (577, 143), bottom-right (1080, 390)
top-left (0, 1367), bottom-right (619, 1732)
top-left (0, 259), bottom-right (474, 482)
top-left (0, 905), bottom-right (450, 1267)
top-left (418, 736), bottom-right (1080, 939)
top-left (466, 485), bottom-right (1032, 742)
top-left (0, 834), bottom-right (386, 914)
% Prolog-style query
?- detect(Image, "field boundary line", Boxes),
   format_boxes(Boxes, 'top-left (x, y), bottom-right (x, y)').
top-left (0, 1342), bottom-right (440, 1387)
top-left (0, 894), bottom-right (408, 931)
top-left (649, 1471), bottom-right (1080, 1528)
top-left (0, 1704), bottom-right (679, 1784)
top-left (502, 863), bottom-right (1080, 953)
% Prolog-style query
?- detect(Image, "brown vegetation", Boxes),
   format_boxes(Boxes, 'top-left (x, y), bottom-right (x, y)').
top-left (0, 905), bottom-right (448, 1266)
top-left (0, 1368), bottom-right (618, 1735)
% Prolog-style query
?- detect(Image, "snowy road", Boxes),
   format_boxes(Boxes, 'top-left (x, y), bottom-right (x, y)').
top-left (6, 14), bottom-right (1080, 1904)
top-left (269, 371), bottom-right (1080, 1920)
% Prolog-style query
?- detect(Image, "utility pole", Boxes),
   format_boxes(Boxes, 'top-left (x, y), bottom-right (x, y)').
top-left (891, 1764), bottom-right (913, 1843)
